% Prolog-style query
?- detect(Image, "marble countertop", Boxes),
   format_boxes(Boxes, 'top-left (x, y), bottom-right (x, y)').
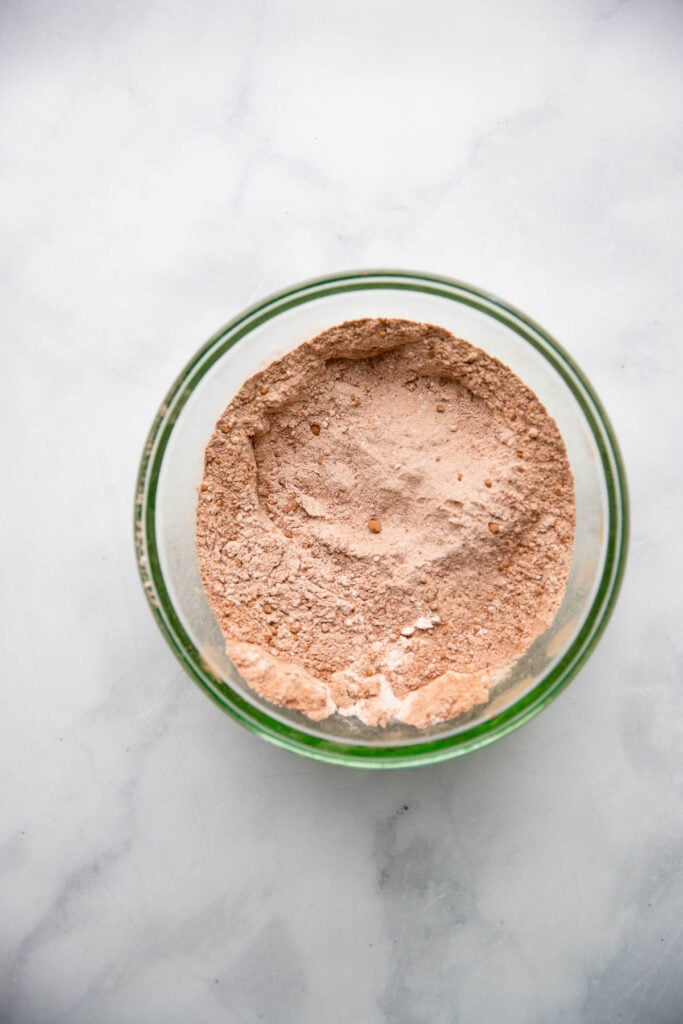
top-left (2, 2), bottom-right (682, 1021)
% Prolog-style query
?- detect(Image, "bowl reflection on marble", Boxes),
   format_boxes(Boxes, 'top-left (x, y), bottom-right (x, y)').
top-left (134, 270), bottom-right (628, 768)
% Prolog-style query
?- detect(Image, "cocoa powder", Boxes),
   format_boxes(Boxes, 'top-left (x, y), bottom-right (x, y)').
top-left (196, 318), bottom-right (575, 729)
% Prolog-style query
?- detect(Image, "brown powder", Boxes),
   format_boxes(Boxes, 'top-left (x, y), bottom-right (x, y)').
top-left (196, 318), bottom-right (575, 729)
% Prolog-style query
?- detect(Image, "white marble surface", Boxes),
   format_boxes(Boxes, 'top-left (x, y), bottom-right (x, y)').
top-left (2, 1), bottom-right (682, 1021)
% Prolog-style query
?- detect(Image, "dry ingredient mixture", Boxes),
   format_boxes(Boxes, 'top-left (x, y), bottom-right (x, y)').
top-left (196, 318), bottom-right (575, 729)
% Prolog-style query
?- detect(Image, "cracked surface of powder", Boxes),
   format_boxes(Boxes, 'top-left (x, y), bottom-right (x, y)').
top-left (196, 318), bottom-right (575, 729)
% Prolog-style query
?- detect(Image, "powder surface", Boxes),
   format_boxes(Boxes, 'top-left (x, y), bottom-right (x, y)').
top-left (196, 318), bottom-right (575, 729)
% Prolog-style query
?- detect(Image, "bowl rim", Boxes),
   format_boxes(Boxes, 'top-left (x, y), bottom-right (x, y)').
top-left (134, 269), bottom-right (629, 768)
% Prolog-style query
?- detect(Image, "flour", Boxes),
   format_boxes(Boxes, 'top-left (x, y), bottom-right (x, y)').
top-left (196, 318), bottom-right (575, 729)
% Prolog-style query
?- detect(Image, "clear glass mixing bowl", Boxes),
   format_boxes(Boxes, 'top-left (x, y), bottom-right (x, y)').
top-left (135, 271), bottom-right (628, 767)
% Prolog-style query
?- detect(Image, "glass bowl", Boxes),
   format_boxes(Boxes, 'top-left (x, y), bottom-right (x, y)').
top-left (135, 270), bottom-right (628, 768)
